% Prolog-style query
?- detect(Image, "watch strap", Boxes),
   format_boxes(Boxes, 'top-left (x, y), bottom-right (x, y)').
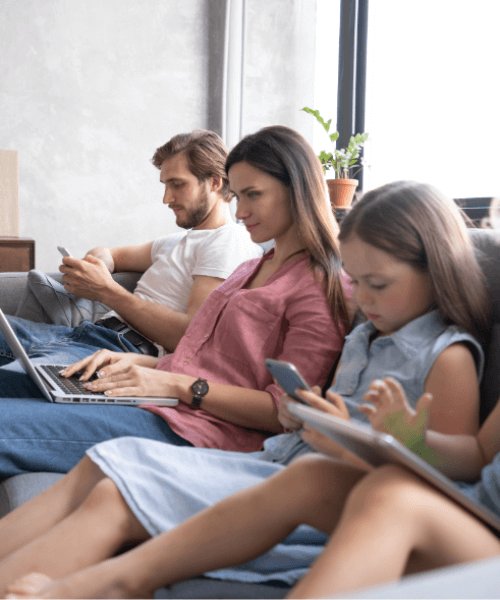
top-left (190, 395), bottom-right (203, 410)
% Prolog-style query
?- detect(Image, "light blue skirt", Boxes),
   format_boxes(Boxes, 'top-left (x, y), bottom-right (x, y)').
top-left (86, 433), bottom-right (328, 585)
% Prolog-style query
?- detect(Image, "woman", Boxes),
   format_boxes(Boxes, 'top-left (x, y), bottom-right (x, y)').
top-left (57, 125), bottom-right (351, 454)
top-left (0, 126), bottom-right (352, 596)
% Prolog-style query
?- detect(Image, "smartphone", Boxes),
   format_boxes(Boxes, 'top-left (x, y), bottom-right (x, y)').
top-left (264, 359), bottom-right (312, 403)
top-left (57, 246), bottom-right (72, 258)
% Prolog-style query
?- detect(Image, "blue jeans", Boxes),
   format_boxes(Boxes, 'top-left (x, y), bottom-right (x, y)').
top-left (0, 316), bottom-right (141, 373)
top-left (0, 316), bottom-right (192, 476)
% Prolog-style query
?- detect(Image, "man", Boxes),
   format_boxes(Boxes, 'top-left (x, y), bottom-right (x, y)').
top-left (0, 130), bottom-right (261, 476)
top-left (2, 129), bottom-right (261, 369)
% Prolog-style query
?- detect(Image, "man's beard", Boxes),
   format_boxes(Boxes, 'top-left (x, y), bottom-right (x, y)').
top-left (177, 188), bottom-right (212, 230)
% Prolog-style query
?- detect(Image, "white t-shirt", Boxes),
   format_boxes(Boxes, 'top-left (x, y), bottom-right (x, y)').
top-left (133, 222), bottom-right (263, 313)
top-left (103, 223), bottom-right (263, 333)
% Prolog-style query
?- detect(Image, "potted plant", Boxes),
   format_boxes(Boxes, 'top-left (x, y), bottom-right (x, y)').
top-left (301, 107), bottom-right (368, 208)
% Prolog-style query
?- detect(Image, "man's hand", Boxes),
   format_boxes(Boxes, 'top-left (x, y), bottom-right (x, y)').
top-left (59, 254), bottom-right (119, 302)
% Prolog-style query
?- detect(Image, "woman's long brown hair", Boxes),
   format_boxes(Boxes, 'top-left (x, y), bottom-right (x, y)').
top-left (339, 180), bottom-right (490, 335)
top-left (226, 125), bottom-right (350, 331)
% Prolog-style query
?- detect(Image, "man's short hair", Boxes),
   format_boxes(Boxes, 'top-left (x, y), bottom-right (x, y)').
top-left (152, 130), bottom-right (231, 202)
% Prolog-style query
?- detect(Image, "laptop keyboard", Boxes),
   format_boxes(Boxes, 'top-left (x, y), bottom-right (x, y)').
top-left (39, 365), bottom-right (103, 396)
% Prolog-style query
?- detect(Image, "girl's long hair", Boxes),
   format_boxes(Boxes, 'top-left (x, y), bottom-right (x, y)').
top-left (226, 125), bottom-right (350, 330)
top-left (338, 180), bottom-right (490, 335)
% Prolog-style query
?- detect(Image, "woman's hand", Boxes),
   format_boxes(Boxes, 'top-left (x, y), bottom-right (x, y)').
top-left (80, 361), bottom-right (181, 398)
top-left (359, 377), bottom-right (433, 449)
top-left (60, 350), bottom-right (159, 382)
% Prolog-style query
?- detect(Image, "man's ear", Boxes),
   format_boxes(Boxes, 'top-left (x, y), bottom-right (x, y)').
top-left (211, 175), bottom-right (223, 193)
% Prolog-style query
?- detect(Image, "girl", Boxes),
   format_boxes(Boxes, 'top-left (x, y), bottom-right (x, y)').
top-left (0, 180), bottom-right (491, 599)
top-left (286, 374), bottom-right (500, 599)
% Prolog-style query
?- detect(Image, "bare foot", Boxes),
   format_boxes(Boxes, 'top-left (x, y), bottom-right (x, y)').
top-left (5, 566), bottom-right (154, 599)
top-left (5, 572), bottom-right (53, 598)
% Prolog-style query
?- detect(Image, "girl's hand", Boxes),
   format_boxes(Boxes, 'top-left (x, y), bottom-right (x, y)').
top-left (296, 387), bottom-right (352, 458)
top-left (60, 350), bottom-right (158, 382)
top-left (295, 387), bottom-right (351, 421)
top-left (300, 424), bottom-right (350, 459)
top-left (278, 393), bottom-right (305, 431)
top-left (359, 377), bottom-right (433, 450)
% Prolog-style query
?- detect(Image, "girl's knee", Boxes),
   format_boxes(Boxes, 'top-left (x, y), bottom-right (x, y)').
top-left (83, 477), bottom-right (121, 505)
top-left (81, 477), bottom-right (148, 540)
top-left (287, 454), bottom-right (342, 487)
top-left (286, 454), bottom-right (366, 500)
top-left (345, 465), bottom-right (426, 516)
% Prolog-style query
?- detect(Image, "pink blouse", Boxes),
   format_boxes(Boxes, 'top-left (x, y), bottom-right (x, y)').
top-left (143, 251), bottom-right (351, 452)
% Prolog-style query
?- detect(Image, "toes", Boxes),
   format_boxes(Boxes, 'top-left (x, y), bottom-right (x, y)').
top-left (5, 572), bottom-right (53, 599)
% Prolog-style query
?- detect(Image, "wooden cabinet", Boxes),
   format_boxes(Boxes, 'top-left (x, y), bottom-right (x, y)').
top-left (0, 237), bottom-right (35, 272)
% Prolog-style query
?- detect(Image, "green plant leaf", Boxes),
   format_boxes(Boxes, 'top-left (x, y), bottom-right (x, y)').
top-left (301, 108), bottom-right (368, 179)
top-left (301, 107), bottom-right (331, 132)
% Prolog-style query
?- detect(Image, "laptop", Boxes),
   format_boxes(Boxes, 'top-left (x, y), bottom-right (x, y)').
top-left (0, 309), bottom-right (178, 407)
top-left (288, 402), bottom-right (500, 533)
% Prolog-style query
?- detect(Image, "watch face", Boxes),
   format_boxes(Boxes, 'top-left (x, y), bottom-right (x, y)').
top-left (192, 379), bottom-right (209, 396)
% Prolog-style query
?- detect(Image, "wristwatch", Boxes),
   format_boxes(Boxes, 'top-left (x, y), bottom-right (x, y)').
top-left (190, 378), bottom-right (209, 410)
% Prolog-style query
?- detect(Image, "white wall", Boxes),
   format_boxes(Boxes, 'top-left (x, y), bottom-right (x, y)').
top-left (1, 0), bottom-right (317, 271)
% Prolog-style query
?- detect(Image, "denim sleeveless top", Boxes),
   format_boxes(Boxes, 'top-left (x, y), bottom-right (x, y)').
top-left (259, 310), bottom-right (484, 466)
top-left (334, 310), bottom-right (484, 425)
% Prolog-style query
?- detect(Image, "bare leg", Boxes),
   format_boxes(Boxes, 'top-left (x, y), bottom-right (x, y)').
top-left (6, 454), bottom-right (369, 599)
top-left (289, 465), bottom-right (500, 599)
top-left (0, 476), bottom-right (150, 597)
top-left (0, 456), bottom-right (105, 561)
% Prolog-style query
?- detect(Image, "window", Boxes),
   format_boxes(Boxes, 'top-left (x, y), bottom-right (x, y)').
top-left (364, 0), bottom-right (500, 198)
top-left (312, 0), bottom-right (341, 156)
top-left (315, 0), bottom-right (499, 200)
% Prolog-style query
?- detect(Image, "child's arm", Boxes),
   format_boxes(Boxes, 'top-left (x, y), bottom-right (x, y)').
top-left (359, 378), bottom-right (488, 480)
top-left (423, 342), bottom-right (480, 435)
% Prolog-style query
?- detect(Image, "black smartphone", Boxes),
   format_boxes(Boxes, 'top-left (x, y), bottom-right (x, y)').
top-left (264, 359), bottom-right (312, 403)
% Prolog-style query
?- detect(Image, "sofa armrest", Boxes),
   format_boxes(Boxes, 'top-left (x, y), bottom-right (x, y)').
top-left (0, 272), bottom-right (31, 316)
top-left (0, 271), bottom-right (142, 323)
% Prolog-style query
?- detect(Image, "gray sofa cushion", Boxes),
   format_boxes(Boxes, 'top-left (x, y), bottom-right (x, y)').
top-left (13, 271), bottom-right (142, 324)
top-left (154, 578), bottom-right (289, 599)
top-left (0, 472), bottom-right (64, 516)
top-left (341, 555), bottom-right (500, 599)
top-left (470, 229), bottom-right (500, 420)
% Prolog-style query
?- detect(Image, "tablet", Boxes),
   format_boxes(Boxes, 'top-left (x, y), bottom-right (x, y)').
top-left (289, 402), bottom-right (500, 532)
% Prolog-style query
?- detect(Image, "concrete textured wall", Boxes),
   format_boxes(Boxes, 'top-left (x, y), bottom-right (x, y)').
top-left (243, 0), bottom-right (316, 137)
top-left (0, 0), bottom-right (316, 272)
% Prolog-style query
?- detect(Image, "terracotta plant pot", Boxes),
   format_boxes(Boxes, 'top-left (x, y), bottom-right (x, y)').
top-left (326, 178), bottom-right (358, 209)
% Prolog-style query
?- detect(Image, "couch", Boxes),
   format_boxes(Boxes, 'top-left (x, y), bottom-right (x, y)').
top-left (0, 227), bottom-right (500, 598)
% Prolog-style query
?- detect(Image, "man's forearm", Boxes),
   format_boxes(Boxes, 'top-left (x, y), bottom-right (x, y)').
top-left (99, 286), bottom-right (189, 352)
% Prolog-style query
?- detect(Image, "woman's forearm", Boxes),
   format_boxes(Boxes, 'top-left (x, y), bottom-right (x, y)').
top-left (170, 374), bottom-right (282, 433)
